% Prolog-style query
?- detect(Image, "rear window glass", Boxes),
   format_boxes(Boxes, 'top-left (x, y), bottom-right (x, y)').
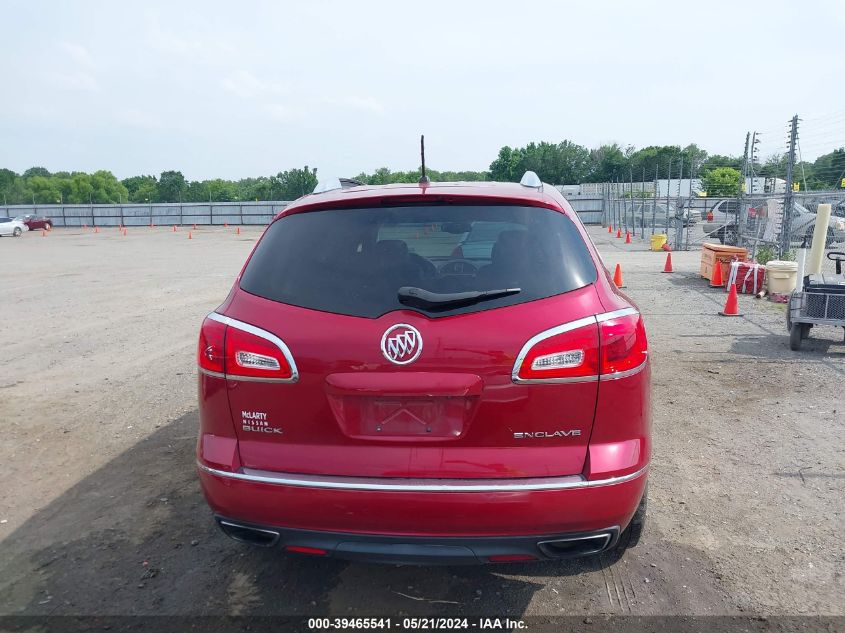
top-left (240, 205), bottom-right (597, 318)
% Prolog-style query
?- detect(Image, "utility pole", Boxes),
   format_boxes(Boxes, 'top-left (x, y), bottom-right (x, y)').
top-left (675, 155), bottom-right (684, 249)
top-left (629, 168), bottom-right (636, 238)
top-left (749, 132), bottom-right (759, 188)
top-left (781, 115), bottom-right (799, 256)
top-left (652, 163), bottom-right (659, 236)
top-left (665, 158), bottom-right (672, 233)
top-left (642, 166), bottom-right (646, 236)
top-left (737, 132), bottom-right (750, 244)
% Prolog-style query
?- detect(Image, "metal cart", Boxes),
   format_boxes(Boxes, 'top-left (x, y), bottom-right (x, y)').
top-left (787, 252), bottom-right (845, 351)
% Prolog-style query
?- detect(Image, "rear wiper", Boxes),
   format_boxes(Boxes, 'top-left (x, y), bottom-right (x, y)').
top-left (397, 286), bottom-right (521, 311)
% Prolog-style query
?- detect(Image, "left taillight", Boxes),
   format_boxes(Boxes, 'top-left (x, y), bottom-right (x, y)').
top-left (224, 324), bottom-right (294, 380)
top-left (198, 314), bottom-right (297, 382)
top-left (198, 316), bottom-right (227, 374)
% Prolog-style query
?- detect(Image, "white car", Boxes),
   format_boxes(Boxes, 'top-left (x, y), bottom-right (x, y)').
top-left (0, 217), bottom-right (27, 237)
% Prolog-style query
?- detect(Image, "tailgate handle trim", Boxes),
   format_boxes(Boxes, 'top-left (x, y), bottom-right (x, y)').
top-left (325, 372), bottom-right (483, 397)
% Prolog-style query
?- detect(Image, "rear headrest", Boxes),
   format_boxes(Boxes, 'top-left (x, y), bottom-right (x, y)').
top-left (491, 230), bottom-right (530, 266)
top-left (374, 239), bottom-right (409, 260)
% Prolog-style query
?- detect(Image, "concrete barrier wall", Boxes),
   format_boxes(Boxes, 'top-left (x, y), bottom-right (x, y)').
top-left (563, 197), bottom-right (604, 225)
top-left (0, 202), bottom-right (290, 227)
top-left (1, 197), bottom-right (605, 226)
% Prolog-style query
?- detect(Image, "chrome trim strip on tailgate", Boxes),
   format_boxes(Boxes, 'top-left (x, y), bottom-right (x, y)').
top-left (197, 462), bottom-right (648, 492)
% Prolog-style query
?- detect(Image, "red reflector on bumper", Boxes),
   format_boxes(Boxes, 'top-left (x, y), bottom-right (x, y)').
top-left (285, 545), bottom-right (327, 556)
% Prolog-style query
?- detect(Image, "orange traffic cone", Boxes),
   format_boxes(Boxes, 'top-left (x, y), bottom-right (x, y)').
top-left (83, 224), bottom-right (87, 230)
top-left (625, 231), bottom-right (631, 244)
top-left (662, 252), bottom-right (673, 273)
top-left (236, 226), bottom-right (241, 235)
top-left (710, 261), bottom-right (724, 288)
top-left (41, 229), bottom-right (46, 237)
top-left (188, 231), bottom-right (193, 240)
top-left (94, 226), bottom-right (99, 234)
top-left (608, 224), bottom-right (613, 233)
top-left (192, 224), bottom-right (197, 230)
top-left (172, 225), bottom-right (177, 232)
top-left (719, 285), bottom-right (742, 317)
top-left (122, 228), bottom-right (127, 236)
top-left (613, 264), bottom-right (625, 288)
top-left (616, 228), bottom-right (622, 238)
top-left (224, 222), bottom-right (228, 228)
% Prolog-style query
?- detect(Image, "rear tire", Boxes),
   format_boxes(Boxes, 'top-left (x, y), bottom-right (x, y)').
top-left (789, 323), bottom-right (806, 350)
top-left (614, 487), bottom-right (647, 552)
top-left (13, 227), bottom-right (21, 237)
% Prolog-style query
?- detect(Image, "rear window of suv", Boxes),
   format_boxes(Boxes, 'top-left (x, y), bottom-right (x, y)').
top-left (239, 204), bottom-right (597, 318)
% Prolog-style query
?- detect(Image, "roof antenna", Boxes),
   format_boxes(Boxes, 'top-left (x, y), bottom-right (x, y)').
top-left (418, 134), bottom-right (430, 185)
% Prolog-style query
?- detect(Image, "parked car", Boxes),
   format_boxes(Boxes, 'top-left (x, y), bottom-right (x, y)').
top-left (196, 173), bottom-right (651, 565)
top-left (702, 200), bottom-right (845, 246)
top-left (0, 217), bottom-right (27, 237)
top-left (15, 214), bottom-right (53, 231)
top-left (629, 202), bottom-right (697, 229)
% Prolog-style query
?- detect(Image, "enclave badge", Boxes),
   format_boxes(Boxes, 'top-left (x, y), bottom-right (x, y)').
top-left (513, 430), bottom-right (582, 439)
top-left (381, 324), bottom-right (423, 365)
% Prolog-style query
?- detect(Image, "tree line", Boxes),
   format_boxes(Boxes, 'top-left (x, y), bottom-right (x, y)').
top-left (2, 141), bottom-right (843, 205)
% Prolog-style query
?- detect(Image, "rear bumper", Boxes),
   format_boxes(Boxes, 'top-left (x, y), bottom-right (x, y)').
top-left (214, 516), bottom-right (621, 564)
top-left (197, 462), bottom-right (648, 549)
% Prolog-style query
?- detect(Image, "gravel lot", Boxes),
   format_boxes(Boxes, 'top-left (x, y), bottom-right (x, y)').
top-left (0, 225), bottom-right (843, 619)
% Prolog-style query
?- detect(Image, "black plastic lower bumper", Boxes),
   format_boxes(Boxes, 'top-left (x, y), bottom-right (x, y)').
top-left (214, 516), bottom-right (620, 565)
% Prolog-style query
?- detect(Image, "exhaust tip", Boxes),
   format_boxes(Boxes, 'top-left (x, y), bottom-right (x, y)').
top-left (537, 531), bottom-right (615, 558)
top-left (217, 519), bottom-right (280, 547)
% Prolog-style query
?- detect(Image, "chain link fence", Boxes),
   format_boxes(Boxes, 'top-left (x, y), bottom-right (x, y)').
top-left (601, 188), bottom-right (845, 270)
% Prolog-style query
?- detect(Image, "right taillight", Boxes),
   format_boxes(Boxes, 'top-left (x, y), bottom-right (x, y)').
top-left (513, 309), bottom-right (647, 383)
top-left (598, 312), bottom-right (648, 377)
top-left (514, 318), bottom-right (600, 382)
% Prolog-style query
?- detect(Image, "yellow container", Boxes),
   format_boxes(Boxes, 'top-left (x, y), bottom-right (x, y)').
top-left (766, 260), bottom-right (798, 294)
top-left (650, 234), bottom-right (667, 251)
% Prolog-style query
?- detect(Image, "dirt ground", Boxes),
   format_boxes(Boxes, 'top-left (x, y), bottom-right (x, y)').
top-left (0, 225), bottom-right (843, 619)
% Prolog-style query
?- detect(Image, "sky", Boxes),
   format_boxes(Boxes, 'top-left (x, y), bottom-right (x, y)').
top-left (2, 0), bottom-right (845, 181)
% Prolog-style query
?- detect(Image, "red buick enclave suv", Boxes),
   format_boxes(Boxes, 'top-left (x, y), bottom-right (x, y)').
top-left (196, 173), bottom-right (650, 564)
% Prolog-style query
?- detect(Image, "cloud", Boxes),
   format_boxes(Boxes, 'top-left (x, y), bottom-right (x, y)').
top-left (113, 108), bottom-right (162, 130)
top-left (61, 42), bottom-right (94, 68)
top-left (49, 71), bottom-right (99, 92)
top-left (263, 103), bottom-right (305, 123)
top-left (221, 70), bottom-right (286, 99)
top-left (339, 95), bottom-right (385, 114)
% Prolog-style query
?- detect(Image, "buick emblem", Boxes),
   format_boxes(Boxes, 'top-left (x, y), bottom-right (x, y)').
top-left (381, 324), bottom-right (423, 365)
